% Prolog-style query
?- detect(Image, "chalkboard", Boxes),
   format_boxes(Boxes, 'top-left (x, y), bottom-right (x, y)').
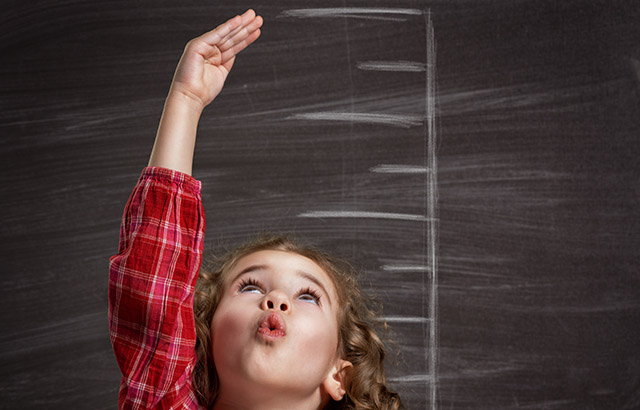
top-left (2, 1), bottom-right (640, 409)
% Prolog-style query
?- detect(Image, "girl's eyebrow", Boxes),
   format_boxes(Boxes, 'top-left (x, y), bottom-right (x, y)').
top-left (296, 270), bottom-right (332, 306)
top-left (229, 264), bottom-right (267, 284)
top-left (229, 264), bottom-right (333, 306)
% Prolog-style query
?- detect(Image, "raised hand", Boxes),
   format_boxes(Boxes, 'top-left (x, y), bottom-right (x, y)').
top-left (169, 9), bottom-right (263, 110)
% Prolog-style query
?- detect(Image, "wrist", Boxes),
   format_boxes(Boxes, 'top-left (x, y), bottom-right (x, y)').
top-left (166, 89), bottom-right (206, 116)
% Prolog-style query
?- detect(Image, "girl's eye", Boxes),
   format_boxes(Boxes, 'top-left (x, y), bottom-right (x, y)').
top-left (297, 287), bottom-right (321, 306)
top-left (238, 278), bottom-right (264, 294)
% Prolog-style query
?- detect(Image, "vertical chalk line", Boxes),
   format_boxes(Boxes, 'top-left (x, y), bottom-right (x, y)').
top-left (420, 9), bottom-right (429, 407)
top-left (424, 9), bottom-right (439, 410)
top-left (342, 0), bottom-right (354, 231)
top-left (421, 12), bottom-right (429, 406)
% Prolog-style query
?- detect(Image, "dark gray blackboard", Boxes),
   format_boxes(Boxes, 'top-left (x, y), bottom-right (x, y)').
top-left (2, 1), bottom-right (639, 409)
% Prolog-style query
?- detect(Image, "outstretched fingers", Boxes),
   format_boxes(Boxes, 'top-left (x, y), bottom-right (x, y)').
top-left (194, 9), bottom-right (262, 70)
top-left (219, 28), bottom-right (261, 72)
top-left (218, 15), bottom-right (262, 52)
top-left (218, 9), bottom-right (257, 40)
top-left (219, 27), bottom-right (261, 67)
top-left (199, 13), bottom-right (243, 46)
top-left (200, 9), bottom-right (261, 49)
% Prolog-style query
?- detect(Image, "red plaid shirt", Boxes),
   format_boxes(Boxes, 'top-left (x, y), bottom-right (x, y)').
top-left (109, 167), bottom-right (206, 409)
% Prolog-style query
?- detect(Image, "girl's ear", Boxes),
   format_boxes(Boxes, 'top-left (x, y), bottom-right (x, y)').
top-left (322, 359), bottom-right (353, 401)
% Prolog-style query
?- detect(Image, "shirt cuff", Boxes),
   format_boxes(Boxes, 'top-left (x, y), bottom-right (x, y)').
top-left (139, 166), bottom-right (202, 194)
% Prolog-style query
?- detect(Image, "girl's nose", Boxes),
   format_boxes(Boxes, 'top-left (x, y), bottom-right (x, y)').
top-left (261, 290), bottom-right (290, 312)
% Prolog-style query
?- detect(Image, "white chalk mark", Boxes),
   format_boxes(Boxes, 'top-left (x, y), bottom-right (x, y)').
top-left (280, 8), bottom-right (422, 20)
top-left (370, 164), bottom-right (430, 174)
top-left (287, 112), bottom-right (424, 129)
top-left (375, 316), bottom-right (432, 323)
top-left (424, 11), bottom-right (439, 410)
top-left (336, 15), bottom-right (409, 22)
top-left (298, 211), bottom-right (432, 222)
top-left (389, 374), bottom-right (433, 383)
top-left (357, 60), bottom-right (426, 72)
top-left (382, 264), bottom-right (431, 272)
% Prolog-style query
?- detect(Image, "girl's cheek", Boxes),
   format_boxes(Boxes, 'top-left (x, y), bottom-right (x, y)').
top-left (299, 309), bottom-right (340, 343)
top-left (212, 305), bottom-right (244, 341)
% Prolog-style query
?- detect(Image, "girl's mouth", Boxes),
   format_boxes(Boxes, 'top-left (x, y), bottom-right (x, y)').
top-left (257, 312), bottom-right (286, 339)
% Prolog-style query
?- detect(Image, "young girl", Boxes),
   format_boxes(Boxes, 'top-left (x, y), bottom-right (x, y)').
top-left (109, 10), bottom-right (402, 410)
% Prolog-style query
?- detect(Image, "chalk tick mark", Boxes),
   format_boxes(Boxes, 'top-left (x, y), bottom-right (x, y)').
top-left (287, 112), bottom-right (424, 129)
top-left (298, 210), bottom-right (434, 222)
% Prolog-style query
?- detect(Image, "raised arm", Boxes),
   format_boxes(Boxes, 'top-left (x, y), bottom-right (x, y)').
top-left (109, 12), bottom-right (262, 408)
top-left (148, 9), bottom-right (263, 175)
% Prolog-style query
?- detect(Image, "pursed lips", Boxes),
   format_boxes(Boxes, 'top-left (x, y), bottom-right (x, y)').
top-left (257, 312), bottom-right (286, 339)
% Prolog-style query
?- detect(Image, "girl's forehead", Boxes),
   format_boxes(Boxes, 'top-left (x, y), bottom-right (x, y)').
top-left (235, 249), bottom-right (317, 267)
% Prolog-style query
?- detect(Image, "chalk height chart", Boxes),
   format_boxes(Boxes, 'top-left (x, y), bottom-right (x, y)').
top-left (276, 8), bottom-right (439, 408)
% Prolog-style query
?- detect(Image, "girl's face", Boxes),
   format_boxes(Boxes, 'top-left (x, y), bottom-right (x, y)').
top-left (210, 250), bottom-right (348, 406)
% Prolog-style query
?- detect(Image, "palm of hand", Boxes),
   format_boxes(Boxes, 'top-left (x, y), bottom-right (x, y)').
top-left (171, 43), bottom-right (230, 108)
top-left (169, 10), bottom-right (262, 109)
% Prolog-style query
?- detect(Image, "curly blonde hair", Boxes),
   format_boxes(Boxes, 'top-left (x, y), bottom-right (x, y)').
top-left (193, 235), bottom-right (402, 409)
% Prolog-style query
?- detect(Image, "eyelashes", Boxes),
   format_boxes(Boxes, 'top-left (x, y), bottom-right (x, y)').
top-left (296, 287), bottom-right (321, 305)
top-left (238, 278), bottom-right (263, 294)
top-left (237, 278), bottom-right (322, 306)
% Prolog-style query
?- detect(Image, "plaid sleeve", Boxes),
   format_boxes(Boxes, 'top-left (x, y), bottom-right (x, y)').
top-left (109, 167), bottom-right (205, 409)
